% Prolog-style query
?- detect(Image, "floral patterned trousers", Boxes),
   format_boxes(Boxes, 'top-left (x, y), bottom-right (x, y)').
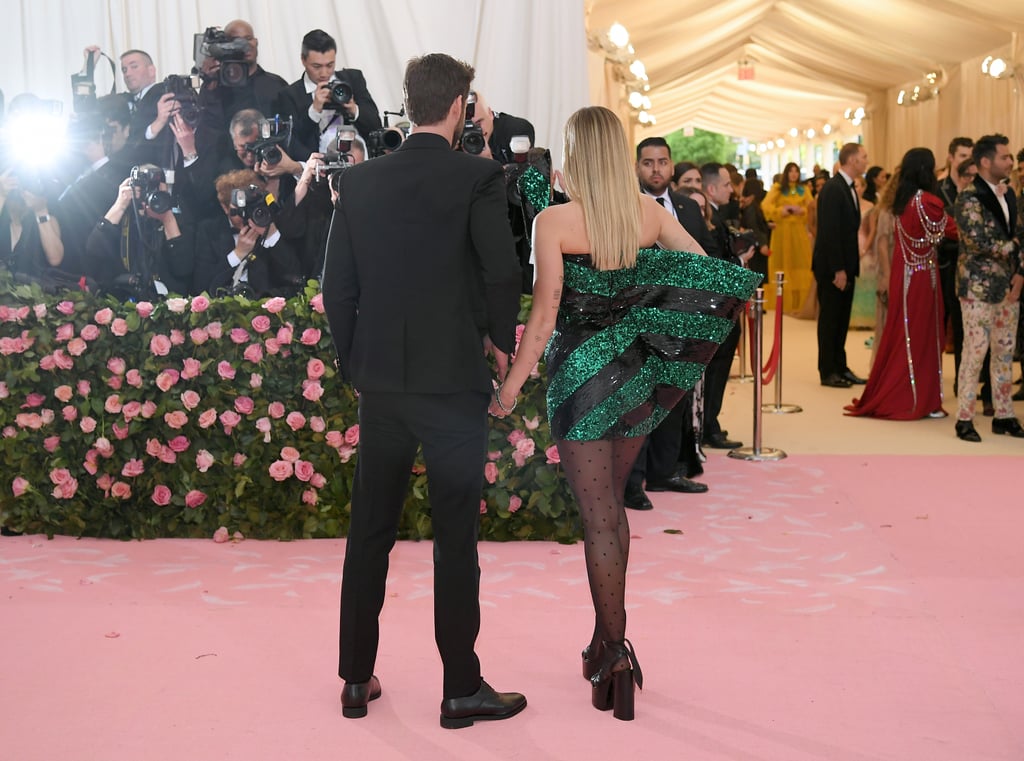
top-left (957, 298), bottom-right (1020, 421)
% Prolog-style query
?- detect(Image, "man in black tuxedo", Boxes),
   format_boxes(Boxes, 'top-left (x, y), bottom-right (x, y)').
top-left (272, 29), bottom-right (382, 161)
top-left (115, 50), bottom-right (175, 168)
top-left (623, 137), bottom-right (717, 509)
top-left (812, 142), bottom-right (868, 388)
top-left (471, 91), bottom-right (535, 164)
top-left (322, 53), bottom-right (525, 728)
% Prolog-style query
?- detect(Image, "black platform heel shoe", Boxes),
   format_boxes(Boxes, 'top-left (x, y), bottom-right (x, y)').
top-left (590, 639), bottom-right (644, 721)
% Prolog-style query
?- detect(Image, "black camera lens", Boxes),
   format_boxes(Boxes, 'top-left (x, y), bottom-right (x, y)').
top-left (220, 61), bottom-right (248, 88)
top-left (461, 129), bottom-right (486, 155)
top-left (250, 205), bottom-right (273, 228)
top-left (145, 190), bottom-right (173, 215)
top-left (176, 99), bottom-right (201, 127)
top-left (256, 144), bottom-right (282, 167)
top-left (330, 80), bottom-right (354, 107)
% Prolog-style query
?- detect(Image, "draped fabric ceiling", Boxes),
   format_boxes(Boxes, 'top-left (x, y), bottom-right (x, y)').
top-left (587, 0), bottom-right (1024, 168)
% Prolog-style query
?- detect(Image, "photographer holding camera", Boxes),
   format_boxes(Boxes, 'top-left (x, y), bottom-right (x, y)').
top-left (273, 29), bottom-right (382, 161)
top-left (469, 91), bottom-right (535, 164)
top-left (113, 49), bottom-right (177, 168)
top-left (191, 168), bottom-right (302, 297)
top-left (83, 165), bottom-right (192, 298)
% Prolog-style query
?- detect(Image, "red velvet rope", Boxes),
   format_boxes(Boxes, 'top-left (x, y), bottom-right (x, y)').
top-left (746, 300), bottom-right (783, 385)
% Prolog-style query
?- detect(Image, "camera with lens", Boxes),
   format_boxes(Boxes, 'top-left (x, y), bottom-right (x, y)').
top-left (316, 127), bottom-right (358, 194)
top-left (194, 27), bottom-right (250, 88)
top-left (129, 164), bottom-right (173, 215)
top-left (365, 127), bottom-right (404, 159)
top-left (459, 91), bottom-right (486, 155)
top-left (230, 184), bottom-right (279, 228)
top-left (163, 74), bottom-right (202, 127)
top-left (726, 226), bottom-right (760, 259)
top-left (245, 115), bottom-right (292, 168)
top-left (326, 78), bottom-right (354, 110)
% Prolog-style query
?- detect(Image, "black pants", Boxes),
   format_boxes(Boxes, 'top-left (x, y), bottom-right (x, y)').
top-left (338, 390), bottom-right (489, 699)
top-left (703, 322), bottom-right (740, 438)
top-left (816, 275), bottom-right (855, 380)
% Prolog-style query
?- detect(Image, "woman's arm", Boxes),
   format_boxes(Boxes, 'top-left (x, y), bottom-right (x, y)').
top-left (490, 208), bottom-right (564, 415)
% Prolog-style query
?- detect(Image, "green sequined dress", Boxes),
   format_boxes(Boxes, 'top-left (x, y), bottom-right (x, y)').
top-left (545, 249), bottom-right (762, 441)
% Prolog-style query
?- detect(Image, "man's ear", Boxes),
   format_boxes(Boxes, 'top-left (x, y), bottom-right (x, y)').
top-left (449, 94), bottom-right (464, 122)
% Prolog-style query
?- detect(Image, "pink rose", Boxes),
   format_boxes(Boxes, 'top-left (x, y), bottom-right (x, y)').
top-left (262, 296), bottom-right (287, 314)
top-left (300, 328), bottom-right (321, 345)
top-left (213, 526), bottom-right (230, 543)
top-left (507, 429), bottom-right (526, 446)
top-left (512, 451), bottom-right (528, 468)
top-left (264, 337), bottom-right (280, 355)
top-left (53, 477), bottom-right (79, 500)
top-left (255, 417), bottom-right (272, 434)
top-left (326, 431), bottom-right (344, 448)
top-left (206, 321), bottom-right (223, 339)
top-left (125, 369), bottom-right (143, 388)
top-left (268, 402), bottom-right (285, 419)
top-left (219, 410), bottom-right (241, 431)
top-left (344, 425), bottom-right (360, 446)
top-left (487, 450), bottom-right (502, 461)
top-left (83, 455), bottom-right (98, 475)
top-left (310, 472), bottom-right (327, 489)
top-left (53, 350), bottom-right (74, 370)
top-left (167, 436), bottom-right (190, 453)
top-left (0, 382), bottom-right (7, 399)
top-left (302, 489), bottom-right (318, 505)
top-left (181, 390), bottom-right (201, 410)
top-left (196, 449), bottom-right (215, 472)
top-left (280, 446), bottom-right (300, 462)
top-left (198, 408), bottom-right (218, 428)
top-left (104, 395), bottom-right (123, 414)
top-left (165, 298), bottom-right (188, 314)
top-left (294, 460), bottom-right (315, 482)
top-left (33, 303), bottom-right (47, 319)
top-left (146, 438), bottom-right (163, 457)
top-left (251, 315), bottom-right (271, 333)
top-left (122, 459), bottom-right (145, 478)
top-left (50, 468), bottom-right (72, 485)
top-left (62, 405), bottom-right (78, 422)
top-left (112, 422), bottom-right (129, 440)
top-left (268, 460), bottom-right (294, 481)
top-left (141, 401), bottom-right (158, 418)
top-left (3, 426), bottom-right (16, 438)
top-left (56, 323), bottom-right (75, 342)
top-left (523, 415), bottom-right (540, 431)
top-left (217, 361), bottom-right (236, 380)
top-left (96, 474), bottom-right (113, 491)
top-left (190, 295), bottom-right (210, 313)
top-left (38, 355), bottom-right (56, 371)
top-left (181, 358), bottom-right (201, 379)
top-left (480, 499), bottom-right (487, 515)
top-left (111, 481), bottom-right (132, 500)
top-left (233, 453), bottom-right (248, 467)
top-left (545, 445), bottom-right (561, 464)
top-left (276, 325), bottom-right (293, 344)
top-left (234, 396), bottom-right (254, 415)
top-left (40, 409), bottom-right (54, 425)
top-left (515, 437), bottom-right (535, 458)
top-left (150, 334), bottom-right (172, 356)
top-left (164, 410), bottom-right (188, 429)
top-left (484, 461), bottom-right (498, 484)
top-left (44, 436), bottom-right (60, 453)
top-left (80, 324), bottom-right (100, 341)
top-left (135, 301), bottom-right (154, 318)
top-left (54, 385), bottom-right (73, 403)
top-left (151, 485), bottom-right (172, 506)
top-left (122, 401), bottom-right (142, 421)
top-left (310, 293), bottom-right (324, 313)
top-left (307, 358), bottom-right (326, 379)
top-left (158, 446), bottom-right (177, 464)
top-left (338, 444), bottom-right (356, 463)
top-left (185, 489), bottom-right (206, 508)
top-left (94, 307), bottom-right (113, 325)
top-left (508, 495), bottom-right (523, 513)
top-left (190, 327), bottom-right (209, 345)
top-left (170, 330), bottom-right (185, 346)
top-left (111, 318), bottom-right (129, 336)
top-left (250, 373), bottom-right (263, 389)
top-left (155, 371), bottom-right (177, 392)
top-left (243, 344), bottom-right (264, 363)
top-left (77, 380), bottom-right (91, 397)
top-left (12, 476), bottom-right (30, 497)
top-left (95, 437), bottom-right (114, 457)
top-left (56, 300), bottom-right (75, 315)
top-left (286, 411), bottom-right (306, 431)
top-left (302, 381), bottom-right (324, 402)
top-left (310, 416), bottom-right (326, 432)
top-left (229, 328), bottom-right (250, 344)
top-left (106, 375), bottom-right (123, 391)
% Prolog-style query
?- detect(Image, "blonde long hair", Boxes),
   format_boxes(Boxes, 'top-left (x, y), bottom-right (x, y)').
top-left (562, 106), bottom-right (642, 271)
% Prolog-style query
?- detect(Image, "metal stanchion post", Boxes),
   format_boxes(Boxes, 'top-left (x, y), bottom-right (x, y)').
top-left (730, 287), bottom-right (786, 461)
top-left (731, 303), bottom-right (752, 382)
top-left (763, 272), bottom-right (802, 414)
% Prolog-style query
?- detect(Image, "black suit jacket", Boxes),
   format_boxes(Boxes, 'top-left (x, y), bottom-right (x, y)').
top-left (272, 69), bottom-right (382, 160)
top-left (191, 215), bottom-right (302, 297)
top-left (322, 132), bottom-right (521, 393)
top-left (812, 172), bottom-right (861, 280)
top-left (488, 112), bottom-right (535, 164)
top-left (198, 66), bottom-right (289, 132)
top-left (116, 85), bottom-right (175, 168)
top-left (666, 189), bottom-right (720, 258)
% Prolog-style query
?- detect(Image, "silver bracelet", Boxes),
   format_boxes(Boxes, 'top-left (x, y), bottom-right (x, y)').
top-left (495, 384), bottom-right (517, 414)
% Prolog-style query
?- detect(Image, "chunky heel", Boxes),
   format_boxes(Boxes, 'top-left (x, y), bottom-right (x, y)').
top-left (611, 668), bottom-right (635, 721)
top-left (591, 670), bottom-right (614, 710)
top-left (589, 639), bottom-right (643, 718)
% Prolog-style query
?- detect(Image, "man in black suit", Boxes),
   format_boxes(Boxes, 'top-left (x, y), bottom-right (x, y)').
top-left (812, 142), bottom-right (868, 388)
top-left (471, 91), bottom-right (535, 164)
top-left (272, 29), bottom-right (382, 161)
top-left (115, 50), bottom-right (175, 168)
top-left (322, 53), bottom-right (525, 728)
top-left (623, 137), bottom-right (716, 510)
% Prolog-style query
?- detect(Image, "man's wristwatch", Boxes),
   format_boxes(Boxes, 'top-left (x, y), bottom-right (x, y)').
top-left (37, 214), bottom-right (50, 224)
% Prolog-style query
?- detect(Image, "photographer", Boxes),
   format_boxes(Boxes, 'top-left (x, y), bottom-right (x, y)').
top-left (273, 29), bottom-right (382, 160)
top-left (470, 91), bottom-right (535, 164)
top-left (1, 170), bottom-right (64, 278)
top-left (83, 167), bottom-right (193, 297)
top-left (114, 49), bottom-right (176, 168)
top-left (191, 169), bottom-right (302, 297)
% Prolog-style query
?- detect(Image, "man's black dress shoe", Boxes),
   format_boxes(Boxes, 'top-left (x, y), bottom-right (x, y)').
top-left (955, 420), bottom-right (981, 442)
top-left (703, 432), bottom-right (742, 449)
top-left (645, 474), bottom-right (709, 493)
top-left (821, 374), bottom-right (852, 388)
top-left (992, 417), bottom-right (1024, 437)
top-left (841, 369), bottom-right (867, 385)
top-left (624, 484), bottom-right (653, 511)
top-left (440, 679), bottom-right (526, 729)
top-left (341, 675), bottom-right (382, 718)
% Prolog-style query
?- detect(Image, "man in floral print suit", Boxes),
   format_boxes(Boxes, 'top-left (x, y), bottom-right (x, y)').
top-left (953, 134), bottom-right (1024, 441)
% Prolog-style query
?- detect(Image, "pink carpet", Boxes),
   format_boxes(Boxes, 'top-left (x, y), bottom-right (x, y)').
top-left (3, 454), bottom-right (1022, 760)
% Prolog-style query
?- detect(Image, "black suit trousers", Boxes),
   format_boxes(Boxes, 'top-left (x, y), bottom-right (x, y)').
top-left (816, 275), bottom-right (855, 379)
top-left (338, 390), bottom-right (489, 698)
top-left (703, 322), bottom-right (741, 437)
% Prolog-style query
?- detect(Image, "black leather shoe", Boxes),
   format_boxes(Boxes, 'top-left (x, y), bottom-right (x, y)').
top-left (624, 484), bottom-right (653, 510)
top-left (703, 432), bottom-right (742, 449)
top-left (842, 369), bottom-right (867, 385)
top-left (340, 675), bottom-right (382, 718)
top-left (646, 475), bottom-right (709, 493)
top-left (992, 417), bottom-right (1024, 437)
top-left (955, 420), bottom-right (981, 442)
top-left (440, 680), bottom-right (526, 729)
top-left (821, 374), bottom-right (853, 388)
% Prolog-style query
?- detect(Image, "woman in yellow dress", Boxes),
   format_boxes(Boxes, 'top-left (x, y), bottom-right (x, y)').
top-left (761, 162), bottom-right (814, 312)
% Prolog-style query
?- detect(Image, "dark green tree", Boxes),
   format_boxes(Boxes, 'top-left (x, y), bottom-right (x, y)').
top-left (663, 128), bottom-right (735, 166)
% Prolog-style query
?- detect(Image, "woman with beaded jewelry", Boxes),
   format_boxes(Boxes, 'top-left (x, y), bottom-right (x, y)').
top-left (845, 148), bottom-right (957, 419)
top-left (488, 106), bottom-right (759, 720)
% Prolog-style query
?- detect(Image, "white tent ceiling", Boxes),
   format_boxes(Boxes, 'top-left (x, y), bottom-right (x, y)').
top-left (587, 0), bottom-right (1024, 141)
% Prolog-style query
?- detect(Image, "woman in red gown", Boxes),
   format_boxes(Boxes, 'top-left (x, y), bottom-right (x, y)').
top-left (846, 148), bottom-right (958, 419)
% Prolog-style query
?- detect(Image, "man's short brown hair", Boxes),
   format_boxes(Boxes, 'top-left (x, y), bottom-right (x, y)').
top-left (838, 142), bottom-right (863, 165)
top-left (215, 169), bottom-right (263, 208)
top-left (403, 53), bottom-right (474, 127)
